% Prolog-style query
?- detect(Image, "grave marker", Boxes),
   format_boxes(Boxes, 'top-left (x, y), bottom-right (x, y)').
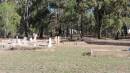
top-left (33, 33), bottom-right (37, 41)
top-left (48, 38), bottom-right (52, 48)
top-left (57, 36), bottom-right (60, 45)
top-left (23, 37), bottom-right (28, 46)
top-left (30, 38), bottom-right (33, 42)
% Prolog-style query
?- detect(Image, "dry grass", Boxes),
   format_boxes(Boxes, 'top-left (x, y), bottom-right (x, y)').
top-left (0, 41), bottom-right (129, 73)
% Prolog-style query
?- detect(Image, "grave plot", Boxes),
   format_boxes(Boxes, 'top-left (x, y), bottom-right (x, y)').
top-left (0, 36), bottom-right (62, 50)
top-left (83, 48), bottom-right (130, 58)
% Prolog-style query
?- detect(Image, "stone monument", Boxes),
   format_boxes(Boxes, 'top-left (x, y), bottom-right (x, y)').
top-left (55, 36), bottom-right (60, 45)
top-left (33, 33), bottom-right (37, 41)
top-left (55, 36), bottom-right (57, 45)
top-left (48, 38), bottom-right (52, 48)
top-left (23, 37), bottom-right (28, 46)
top-left (16, 36), bottom-right (19, 43)
top-left (18, 39), bottom-right (21, 45)
top-left (30, 38), bottom-right (33, 42)
top-left (57, 36), bottom-right (60, 45)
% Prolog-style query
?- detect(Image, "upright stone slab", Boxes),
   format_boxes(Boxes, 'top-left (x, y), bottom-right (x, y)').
top-left (23, 37), bottom-right (28, 46)
top-left (16, 36), bottom-right (19, 43)
top-left (48, 38), bottom-right (52, 48)
top-left (30, 38), bottom-right (33, 42)
top-left (54, 36), bottom-right (60, 45)
top-left (128, 29), bottom-right (130, 34)
top-left (91, 49), bottom-right (94, 56)
top-left (15, 36), bottom-right (20, 45)
top-left (54, 36), bottom-right (57, 44)
top-left (18, 39), bottom-right (22, 45)
top-left (57, 36), bottom-right (60, 45)
top-left (33, 33), bottom-right (37, 41)
top-left (1, 40), bottom-right (4, 48)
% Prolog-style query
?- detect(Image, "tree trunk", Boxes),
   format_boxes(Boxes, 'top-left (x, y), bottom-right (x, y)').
top-left (24, 1), bottom-right (30, 38)
top-left (66, 26), bottom-right (69, 37)
top-left (94, 7), bottom-right (103, 39)
top-left (115, 31), bottom-right (120, 40)
top-left (97, 21), bottom-right (102, 39)
top-left (58, 25), bottom-right (62, 36)
top-left (39, 26), bottom-right (44, 38)
top-left (70, 23), bottom-right (73, 40)
top-left (79, 14), bottom-right (83, 39)
top-left (24, 22), bottom-right (29, 37)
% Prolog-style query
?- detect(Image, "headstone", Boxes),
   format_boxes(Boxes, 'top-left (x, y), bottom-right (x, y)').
top-left (16, 36), bottom-right (18, 43)
top-left (18, 39), bottom-right (21, 45)
top-left (33, 33), bottom-right (37, 41)
top-left (1, 40), bottom-right (4, 48)
top-left (55, 36), bottom-right (60, 45)
top-left (23, 37), bottom-right (27, 41)
top-left (55, 36), bottom-right (57, 44)
top-left (91, 49), bottom-right (94, 56)
top-left (48, 38), bottom-right (52, 48)
top-left (57, 36), bottom-right (60, 45)
top-left (30, 38), bottom-right (33, 42)
top-left (128, 29), bottom-right (130, 34)
top-left (23, 37), bottom-right (28, 45)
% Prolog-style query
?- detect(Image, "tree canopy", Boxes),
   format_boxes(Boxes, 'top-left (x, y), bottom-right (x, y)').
top-left (0, 0), bottom-right (130, 39)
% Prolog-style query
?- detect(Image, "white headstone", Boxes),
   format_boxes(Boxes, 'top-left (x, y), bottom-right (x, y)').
top-left (91, 49), bottom-right (94, 56)
top-left (48, 38), bottom-right (52, 48)
top-left (23, 37), bottom-right (28, 45)
top-left (33, 33), bottom-right (37, 41)
top-left (23, 37), bottom-right (27, 41)
top-left (57, 36), bottom-right (60, 45)
top-left (128, 29), bottom-right (130, 34)
top-left (18, 39), bottom-right (21, 45)
top-left (16, 36), bottom-right (18, 43)
top-left (55, 36), bottom-right (57, 44)
top-left (30, 38), bottom-right (33, 42)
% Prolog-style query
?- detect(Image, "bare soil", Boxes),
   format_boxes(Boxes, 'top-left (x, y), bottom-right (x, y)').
top-left (84, 37), bottom-right (130, 46)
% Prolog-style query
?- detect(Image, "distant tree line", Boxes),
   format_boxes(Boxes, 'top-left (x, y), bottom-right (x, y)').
top-left (0, 0), bottom-right (130, 40)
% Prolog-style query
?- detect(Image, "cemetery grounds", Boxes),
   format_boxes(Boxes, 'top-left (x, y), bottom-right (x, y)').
top-left (0, 38), bottom-right (129, 73)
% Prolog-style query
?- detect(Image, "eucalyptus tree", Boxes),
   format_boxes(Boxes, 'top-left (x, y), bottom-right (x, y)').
top-left (84, 0), bottom-right (130, 39)
top-left (63, 0), bottom-right (78, 39)
top-left (14, 0), bottom-right (130, 39)
top-left (16, 0), bottom-right (49, 38)
top-left (76, 0), bottom-right (87, 38)
top-left (0, 1), bottom-right (21, 37)
top-left (102, 0), bottom-right (130, 39)
top-left (16, 0), bottom-right (33, 37)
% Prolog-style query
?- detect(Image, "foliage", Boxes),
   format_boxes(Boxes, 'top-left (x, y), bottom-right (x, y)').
top-left (0, 0), bottom-right (130, 39)
top-left (0, 2), bottom-right (21, 37)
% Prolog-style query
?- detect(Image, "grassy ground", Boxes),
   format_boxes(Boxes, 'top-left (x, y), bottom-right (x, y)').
top-left (0, 46), bottom-right (130, 73)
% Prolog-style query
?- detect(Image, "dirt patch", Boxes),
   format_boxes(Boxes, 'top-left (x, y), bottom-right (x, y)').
top-left (91, 50), bottom-right (130, 58)
top-left (84, 37), bottom-right (130, 46)
top-left (60, 41), bottom-right (129, 50)
top-left (60, 41), bottom-right (130, 58)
